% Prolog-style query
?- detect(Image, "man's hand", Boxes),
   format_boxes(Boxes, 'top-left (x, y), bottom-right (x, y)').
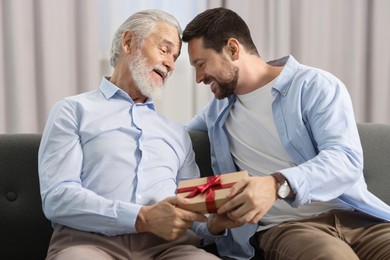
top-left (217, 176), bottom-right (278, 224)
top-left (135, 196), bottom-right (207, 241)
top-left (207, 213), bottom-right (246, 235)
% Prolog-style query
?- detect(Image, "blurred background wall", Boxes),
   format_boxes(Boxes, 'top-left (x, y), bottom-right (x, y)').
top-left (1, 0), bottom-right (389, 133)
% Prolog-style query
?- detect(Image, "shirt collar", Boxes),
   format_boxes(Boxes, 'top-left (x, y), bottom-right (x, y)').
top-left (269, 55), bottom-right (300, 96)
top-left (99, 77), bottom-right (155, 110)
top-left (99, 77), bottom-right (119, 100)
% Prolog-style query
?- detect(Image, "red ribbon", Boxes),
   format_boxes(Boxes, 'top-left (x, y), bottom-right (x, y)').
top-left (177, 175), bottom-right (235, 213)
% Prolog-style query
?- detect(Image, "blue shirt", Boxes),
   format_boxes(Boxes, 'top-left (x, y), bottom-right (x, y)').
top-left (39, 78), bottom-right (210, 237)
top-left (187, 55), bottom-right (390, 259)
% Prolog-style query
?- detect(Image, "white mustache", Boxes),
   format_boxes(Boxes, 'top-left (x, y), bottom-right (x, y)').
top-left (153, 65), bottom-right (171, 80)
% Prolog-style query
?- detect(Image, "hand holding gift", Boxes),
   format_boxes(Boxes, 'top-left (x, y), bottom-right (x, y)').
top-left (176, 171), bottom-right (248, 214)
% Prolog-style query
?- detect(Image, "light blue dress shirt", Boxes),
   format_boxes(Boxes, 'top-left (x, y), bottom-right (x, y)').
top-left (39, 78), bottom-right (212, 238)
top-left (186, 55), bottom-right (390, 259)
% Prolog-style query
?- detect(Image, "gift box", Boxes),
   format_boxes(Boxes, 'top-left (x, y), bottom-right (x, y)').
top-left (176, 171), bottom-right (248, 214)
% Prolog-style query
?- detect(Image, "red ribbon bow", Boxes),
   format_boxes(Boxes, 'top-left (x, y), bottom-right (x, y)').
top-left (177, 175), bottom-right (235, 213)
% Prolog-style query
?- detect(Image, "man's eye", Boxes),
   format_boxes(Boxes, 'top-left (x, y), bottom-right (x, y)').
top-left (161, 48), bottom-right (167, 54)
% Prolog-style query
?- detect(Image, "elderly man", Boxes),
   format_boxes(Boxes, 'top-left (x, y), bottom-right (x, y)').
top-left (38, 10), bottom-right (222, 260)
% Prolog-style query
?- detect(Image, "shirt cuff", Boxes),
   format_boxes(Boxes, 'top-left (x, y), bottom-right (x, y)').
top-left (115, 202), bottom-right (142, 234)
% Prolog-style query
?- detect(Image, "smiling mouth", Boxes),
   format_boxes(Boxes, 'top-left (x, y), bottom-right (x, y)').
top-left (208, 81), bottom-right (217, 87)
top-left (209, 81), bottom-right (218, 92)
top-left (153, 69), bottom-right (167, 80)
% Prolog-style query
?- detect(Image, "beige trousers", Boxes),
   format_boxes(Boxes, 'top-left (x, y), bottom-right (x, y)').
top-left (46, 225), bottom-right (220, 260)
top-left (259, 209), bottom-right (390, 260)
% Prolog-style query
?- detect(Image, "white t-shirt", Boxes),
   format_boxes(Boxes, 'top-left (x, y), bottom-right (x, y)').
top-left (225, 80), bottom-right (351, 231)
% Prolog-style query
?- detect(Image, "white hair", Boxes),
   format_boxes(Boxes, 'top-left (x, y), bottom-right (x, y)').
top-left (110, 9), bottom-right (182, 68)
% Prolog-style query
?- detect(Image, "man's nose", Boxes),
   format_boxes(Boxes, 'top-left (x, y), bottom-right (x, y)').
top-left (163, 56), bottom-right (175, 72)
top-left (195, 70), bottom-right (204, 84)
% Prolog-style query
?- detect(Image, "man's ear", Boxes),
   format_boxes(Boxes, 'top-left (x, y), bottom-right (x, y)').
top-left (226, 38), bottom-right (240, 61)
top-left (122, 30), bottom-right (134, 54)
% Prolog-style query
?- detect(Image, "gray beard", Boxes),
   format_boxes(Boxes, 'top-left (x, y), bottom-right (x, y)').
top-left (129, 53), bottom-right (164, 100)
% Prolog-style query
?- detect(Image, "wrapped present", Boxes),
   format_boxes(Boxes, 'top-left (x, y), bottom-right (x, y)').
top-left (176, 171), bottom-right (248, 214)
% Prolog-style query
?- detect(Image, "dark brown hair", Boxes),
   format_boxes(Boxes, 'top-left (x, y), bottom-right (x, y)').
top-left (182, 7), bottom-right (259, 56)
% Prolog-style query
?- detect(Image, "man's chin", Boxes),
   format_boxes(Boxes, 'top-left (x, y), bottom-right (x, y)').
top-left (150, 92), bottom-right (162, 100)
top-left (213, 89), bottom-right (229, 100)
top-left (147, 86), bottom-right (164, 100)
top-left (213, 93), bottom-right (225, 100)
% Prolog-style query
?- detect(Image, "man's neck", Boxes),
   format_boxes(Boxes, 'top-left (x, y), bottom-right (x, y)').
top-left (110, 71), bottom-right (148, 103)
top-left (236, 57), bottom-right (283, 95)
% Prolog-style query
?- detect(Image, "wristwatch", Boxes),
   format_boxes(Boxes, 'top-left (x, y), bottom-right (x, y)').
top-left (271, 172), bottom-right (294, 199)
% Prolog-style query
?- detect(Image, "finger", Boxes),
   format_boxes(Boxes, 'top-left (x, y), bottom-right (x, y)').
top-left (226, 198), bottom-right (254, 219)
top-left (171, 217), bottom-right (193, 230)
top-left (164, 227), bottom-right (187, 241)
top-left (179, 209), bottom-right (207, 222)
top-left (180, 219), bottom-right (196, 230)
top-left (164, 195), bottom-right (190, 206)
top-left (249, 212), bottom-right (263, 224)
top-left (227, 207), bottom-right (255, 223)
top-left (217, 192), bottom-right (245, 214)
top-left (226, 178), bottom-right (249, 198)
top-left (227, 198), bottom-right (266, 224)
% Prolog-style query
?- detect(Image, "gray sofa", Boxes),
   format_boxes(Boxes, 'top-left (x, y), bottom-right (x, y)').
top-left (0, 123), bottom-right (389, 259)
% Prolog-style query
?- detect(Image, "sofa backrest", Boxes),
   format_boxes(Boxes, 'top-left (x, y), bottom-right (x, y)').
top-left (356, 123), bottom-right (390, 204)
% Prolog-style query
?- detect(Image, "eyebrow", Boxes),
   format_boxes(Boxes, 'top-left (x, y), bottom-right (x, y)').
top-left (162, 39), bottom-right (175, 47)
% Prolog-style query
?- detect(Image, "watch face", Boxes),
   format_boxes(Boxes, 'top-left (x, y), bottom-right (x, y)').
top-left (278, 183), bottom-right (290, 199)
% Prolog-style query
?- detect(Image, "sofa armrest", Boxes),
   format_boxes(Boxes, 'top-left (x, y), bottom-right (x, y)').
top-left (0, 134), bottom-right (53, 259)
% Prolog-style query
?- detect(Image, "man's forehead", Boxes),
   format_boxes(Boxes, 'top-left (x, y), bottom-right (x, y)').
top-left (148, 24), bottom-right (181, 50)
top-left (188, 38), bottom-right (209, 63)
top-left (188, 37), bottom-right (204, 48)
top-left (154, 23), bottom-right (180, 43)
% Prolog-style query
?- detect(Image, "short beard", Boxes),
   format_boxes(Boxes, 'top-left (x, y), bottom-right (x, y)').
top-left (205, 57), bottom-right (239, 99)
top-left (129, 51), bottom-right (165, 100)
top-left (218, 64), bottom-right (239, 99)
